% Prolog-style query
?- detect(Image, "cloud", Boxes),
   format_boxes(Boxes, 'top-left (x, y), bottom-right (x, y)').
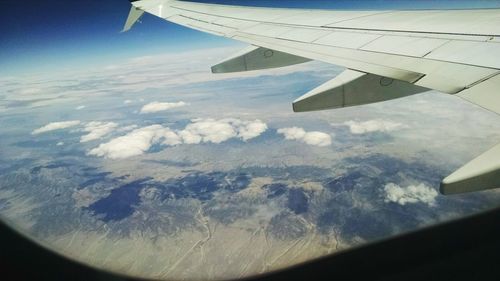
top-left (75, 105), bottom-right (86, 110)
top-left (88, 118), bottom-right (267, 159)
top-left (277, 127), bottom-right (331, 147)
top-left (233, 119), bottom-right (268, 141)
top-left (140, 101), bottom-right (187, 114)
top-left (342, 119), bottom-right (405, 134)
top-left (88, 125), bottom-right (181, 159)
top-left (80, 122), bottom-right (118, 143)
top-left (179, 118), bottom-right (267, 144)
top-left (180, 119), bottom-right (236, 144)
top-left (4, 47), bottom-right (335, 110)
top-left (278, 127), bottom-right (306, 140)
top-left (32, 121), bottom-right (81, 135)
top-left (302, 132), bottom-right (333, 147)
top-left (384, 183), bottom-right (438, 206)
top-left (124, 100), bottom-right (133, 104)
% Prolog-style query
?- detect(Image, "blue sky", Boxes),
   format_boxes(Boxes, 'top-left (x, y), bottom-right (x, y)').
top-left (2, 0), bottom-right (500, 76)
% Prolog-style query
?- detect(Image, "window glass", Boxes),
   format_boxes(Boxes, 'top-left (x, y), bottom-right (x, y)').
top-left (1, 0), bottom-right (500, 280)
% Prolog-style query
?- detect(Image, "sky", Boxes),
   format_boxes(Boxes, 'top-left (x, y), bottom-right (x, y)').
top-left (2, 0), bottom-right (500, 76)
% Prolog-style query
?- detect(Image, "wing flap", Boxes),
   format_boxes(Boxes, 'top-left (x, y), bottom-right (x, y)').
top-left (360, 36), bottom-right (449, 57)
top-left (425, 41), bottom-right (500, 70)
top-left (457, 73), bottom-right (500, 114)
top-left (278, 28), bottom-right (332, 43)
top-left (241, 24), bottom-right (293, 38)
top-left (314, 31), bottom-right (382, 49)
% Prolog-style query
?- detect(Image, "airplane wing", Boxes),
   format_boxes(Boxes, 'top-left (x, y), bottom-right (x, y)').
top-left (124, 0), bottom-right (500, 195)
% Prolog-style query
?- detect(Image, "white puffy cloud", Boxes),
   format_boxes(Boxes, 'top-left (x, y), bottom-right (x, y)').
top-left (384, 183), bottom-right (438, 206)
top-left (278, 127), bottom-right (306, 140)
top-left (178, 129), bottom-right (203, 144)
top-left (179, 118), bottom-right (267, 144)
top-left (80, 121), bottom-right (118, 143)
top-left (181, 119), bottom-right (236, 144)
top-left (343, 119), bottom-right (405, 134)
top-left (277, 127), bottom-right (331, 147)
top-left (302, 132), bottom-right (333, 147)
top-left (235, 119), bottom-right (268, 141)
top-left (32, 121), bottom-right (81, 135)
top-left (140, 101), bottom-right (187, 114)
top-left (88, 125), bottom-right (181, 159)
top-left (88, 118), bottom-right (267, 159)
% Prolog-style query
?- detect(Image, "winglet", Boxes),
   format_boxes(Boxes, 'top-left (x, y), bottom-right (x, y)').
top-left (122, 5), bottom-right (144, 33)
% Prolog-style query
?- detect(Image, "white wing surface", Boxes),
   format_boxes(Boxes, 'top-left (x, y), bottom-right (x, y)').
top-left (125, 0), bottom-right (500, 195)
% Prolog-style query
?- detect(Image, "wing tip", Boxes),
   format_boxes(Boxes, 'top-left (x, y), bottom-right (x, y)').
top-left (122, 5), bottom-right (144, 33)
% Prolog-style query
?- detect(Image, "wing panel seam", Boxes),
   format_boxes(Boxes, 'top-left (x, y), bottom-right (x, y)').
top-left (236, 30), bottom-right (500, 71)
top-left (169, 4), bottom-right (500, 37)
